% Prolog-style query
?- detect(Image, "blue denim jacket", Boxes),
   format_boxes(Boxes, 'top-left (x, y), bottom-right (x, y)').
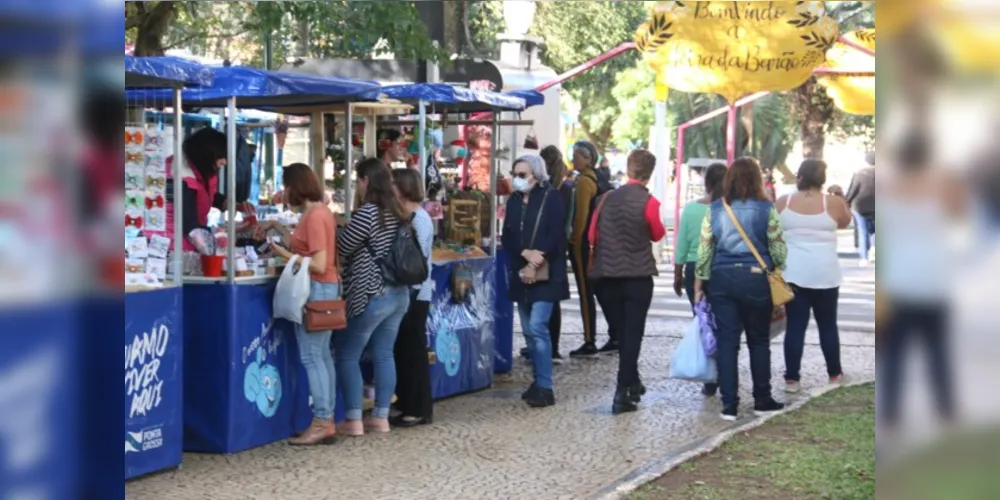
top-left (710, 199), bottom-right (774, 269)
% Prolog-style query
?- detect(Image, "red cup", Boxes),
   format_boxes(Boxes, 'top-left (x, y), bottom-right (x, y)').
top-left (201, 255), bottom-right (225, 277)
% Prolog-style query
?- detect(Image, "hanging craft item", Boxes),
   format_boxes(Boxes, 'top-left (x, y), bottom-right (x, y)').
top-left (523, 127), bottom-right (539, 150)
top-left (817, 30), bottom-right (875, 116)
top-left (636, 1), bottom-right (839, 104)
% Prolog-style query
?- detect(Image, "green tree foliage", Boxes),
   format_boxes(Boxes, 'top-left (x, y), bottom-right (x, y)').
top-left (125, 1), bottom-right (446, 63)
top-left (530, 0), bottom-right (648, 155)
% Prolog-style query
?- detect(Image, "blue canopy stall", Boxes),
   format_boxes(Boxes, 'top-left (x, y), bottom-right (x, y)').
top-left (371, 83), bottom-right (535, 398)
top-left (124, 56), bottom-right (214, 481)
top-left (127, 67), bottom-right (382, 455)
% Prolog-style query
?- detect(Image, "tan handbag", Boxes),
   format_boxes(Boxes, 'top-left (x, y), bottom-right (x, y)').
top-left (303, 211), bottom-right (347, 332)
top-left (721, 200), bottom-right (795, 308)
top-left (523, 190), bottom-right (551, 282)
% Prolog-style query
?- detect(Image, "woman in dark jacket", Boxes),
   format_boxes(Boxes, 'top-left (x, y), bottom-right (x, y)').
top-left (533, 146), bottom-right (572, 362)
top-left (501, 154), bottom-right (569, 408)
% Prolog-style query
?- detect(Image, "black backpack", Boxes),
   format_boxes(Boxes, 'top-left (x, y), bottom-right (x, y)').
top-left (377, 215), bottom-right (429, 286)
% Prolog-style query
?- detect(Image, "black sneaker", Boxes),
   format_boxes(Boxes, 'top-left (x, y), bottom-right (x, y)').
top-left (521, 384), bottom-right (537, 400)
top-left (754, 399), bottom-right (786, 416)
top-left (721, 405), bottom-right (739, 422)
top-left (628, 383), bottom-right (647, 404)
top-left (520, 347), bottom-right (531, 359)
top-left (702, 383), bottom-right (718, 397)
top-left (599, 340), bottom-right (620, 354)
top-left (570, 343), bottom-right (600, 358)
top-left (525, 387), bottom-right (556, 408)
top-left (612, 390), bottom-right (638, 415)
top-left (552, 352), bottom-right (565, 365)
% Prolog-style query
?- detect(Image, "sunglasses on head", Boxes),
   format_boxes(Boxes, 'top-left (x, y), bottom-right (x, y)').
top-left (125, 215), bottom-right (143, 228)
top-left (146, 194), bottom-right (165, 209)
top-left (125, 130), bottom-right (144, 146)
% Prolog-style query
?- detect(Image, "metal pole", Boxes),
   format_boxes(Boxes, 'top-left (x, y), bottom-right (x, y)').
top-left (653, 99), bottom-right (668, 265)
top-left (726, 105), bottom-right (737, 165)
top-left (310, 111), bottom-right (325, 181)
top-left (418, 99), bottom-right (428, 184)
top-left (226, 97), bottom-right (238, 284)
top-left (172, 88), bottom-right (184, 284)
top-left (345, 103), bottom-right (354, 219)
top-left (673, 126), bottom-right (686, 266)
top-left (489, 112), bottom-right (499, 256)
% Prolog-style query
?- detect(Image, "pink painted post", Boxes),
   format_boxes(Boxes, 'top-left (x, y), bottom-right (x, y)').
top-left (726, 105), bottom-right (737, 164)
top-left (672, 127), bottom-right (686, 265)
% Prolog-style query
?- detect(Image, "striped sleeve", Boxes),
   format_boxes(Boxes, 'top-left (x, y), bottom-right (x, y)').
top-left (338, 204), bottom-right (376, 258)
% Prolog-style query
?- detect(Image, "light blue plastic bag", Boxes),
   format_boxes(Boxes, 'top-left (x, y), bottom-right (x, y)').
top-left (670, 318), bottom-right (718, 383)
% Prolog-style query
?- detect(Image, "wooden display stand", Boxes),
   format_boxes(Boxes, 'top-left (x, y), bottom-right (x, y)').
top-left (446, 199), bottom-right (482, 245)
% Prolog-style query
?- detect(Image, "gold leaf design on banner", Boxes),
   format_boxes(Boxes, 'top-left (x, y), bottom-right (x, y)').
top-left (637, 1), bottom-right (839, 104)
top-left (818, 29), bottom-right (876, 116)
top-left (636, 11), bottom-right (675, 54)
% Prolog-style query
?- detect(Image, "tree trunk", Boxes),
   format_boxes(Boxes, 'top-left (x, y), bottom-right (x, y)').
top-left (794, 78), bottom-right (834, 161)
top-left (131, 2), bottom-right (177, 56)
top-left (578, 117), bottom-right (611, 157)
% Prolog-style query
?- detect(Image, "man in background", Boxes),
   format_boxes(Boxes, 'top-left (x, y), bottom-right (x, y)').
top-left (846, 150), bottom-right (876, 266)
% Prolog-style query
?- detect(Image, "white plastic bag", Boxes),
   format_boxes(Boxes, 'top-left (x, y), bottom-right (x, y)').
top-left (770, 306), bottom-right (788, 341)
top-left (273, 255), bottom-right (312, 324)
top-left (670, 318), bottom-right (718, 383)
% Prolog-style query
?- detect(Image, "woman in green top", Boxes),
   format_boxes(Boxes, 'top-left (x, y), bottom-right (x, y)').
top-left (673, 163), bottom-right (727, 397)
top-left (674, 163), bottom-right (728, 308)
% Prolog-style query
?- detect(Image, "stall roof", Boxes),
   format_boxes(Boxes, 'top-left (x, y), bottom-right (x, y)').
top-left (125, 55), bottom-right (215, 89)
top-left (126, 65), bottom-right (383, 111)
top-left (504, 89), bottom-right (545, 108)
top-left (380, 83), bottom-right (526, 112)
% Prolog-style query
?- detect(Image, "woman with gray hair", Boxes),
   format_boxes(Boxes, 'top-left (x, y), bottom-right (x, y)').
top-left (501, 154), bottom-right (569, 408)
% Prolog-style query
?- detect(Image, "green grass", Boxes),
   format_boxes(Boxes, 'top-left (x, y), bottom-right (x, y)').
top-left (630, 384), bottom-right (875, 500)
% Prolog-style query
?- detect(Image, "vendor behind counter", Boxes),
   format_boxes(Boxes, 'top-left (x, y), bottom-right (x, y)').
top-left (144, 128), bottom-right (257, 253)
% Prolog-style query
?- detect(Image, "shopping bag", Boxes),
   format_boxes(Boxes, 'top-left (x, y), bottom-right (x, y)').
top-left (670, 318), bottom-right (718, 383)
top-left (273, 255), bottom-right (312, 324)
top-left (694, 300), bottom-right (717, 357)
top-left (770, 306), bottom-right (788, 341)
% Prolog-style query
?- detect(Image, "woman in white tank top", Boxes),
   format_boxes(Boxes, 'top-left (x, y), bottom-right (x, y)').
top-left (776, 160), bottom-right (852, 394)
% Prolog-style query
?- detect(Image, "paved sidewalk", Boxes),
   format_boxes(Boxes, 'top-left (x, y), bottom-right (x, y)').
top-left (126, 321), bottom-right (875, 500)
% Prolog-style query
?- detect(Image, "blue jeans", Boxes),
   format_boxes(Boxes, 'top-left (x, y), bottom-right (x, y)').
top-left (708, 265), bottom-right (774, 408)
top-left (784, 285), bottom-right (842, 382)
top-left (333, 286), bottom-right (410, 420)
top-left (294, 281), bottom-right (340, 420)
top-left (853, 211), bottom-right (875, 261)
top-left (518, 301), bottom-right (555, 390)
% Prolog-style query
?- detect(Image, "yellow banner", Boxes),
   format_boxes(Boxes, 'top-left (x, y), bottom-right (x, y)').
top-left (636, 1), bottom-right (839, 104)
top-left (818, 30), bottom-right (875, 116)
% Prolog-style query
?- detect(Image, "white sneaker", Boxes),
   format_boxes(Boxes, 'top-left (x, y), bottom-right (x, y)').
top-left (784, 380), bottom-right (802, 394)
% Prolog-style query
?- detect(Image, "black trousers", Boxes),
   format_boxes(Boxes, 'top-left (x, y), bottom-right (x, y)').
top-left (393, 298), bottom-right (433, 419)
top-left (569, 243), bottom-right (599, 345)
top-left (600, 277), bottom-right (654, 389)
top-left (879, 302), bottom-right (954, 425)
top-left (548, 305), bottom-right (561, 354)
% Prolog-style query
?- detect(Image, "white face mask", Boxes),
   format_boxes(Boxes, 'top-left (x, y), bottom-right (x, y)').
top-left (513, 177), bottom-right (532, 193)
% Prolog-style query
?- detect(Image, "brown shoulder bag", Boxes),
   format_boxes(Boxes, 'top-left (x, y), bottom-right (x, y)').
top-left (303, 210), bottom-right (347, 332)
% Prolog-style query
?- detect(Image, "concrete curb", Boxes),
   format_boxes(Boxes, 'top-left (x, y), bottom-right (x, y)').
top-left (591, 378), bottom-right (876, 500)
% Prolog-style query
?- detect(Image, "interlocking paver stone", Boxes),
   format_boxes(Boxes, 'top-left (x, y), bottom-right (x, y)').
top-left (126, 320), bottom-right (875, 500)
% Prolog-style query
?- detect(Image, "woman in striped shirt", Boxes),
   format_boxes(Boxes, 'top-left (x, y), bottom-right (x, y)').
top-left (334, 159), bottom-right (411, 436)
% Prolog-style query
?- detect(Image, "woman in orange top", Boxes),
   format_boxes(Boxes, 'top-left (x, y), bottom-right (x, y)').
top-left (256, 163), bottom-right (339, 445)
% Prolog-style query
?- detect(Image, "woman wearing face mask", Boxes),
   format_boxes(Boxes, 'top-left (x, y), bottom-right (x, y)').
top-left (145, 127), bottom-right (250, 254)
top-left (500, 155), bottom-right (569, 408)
